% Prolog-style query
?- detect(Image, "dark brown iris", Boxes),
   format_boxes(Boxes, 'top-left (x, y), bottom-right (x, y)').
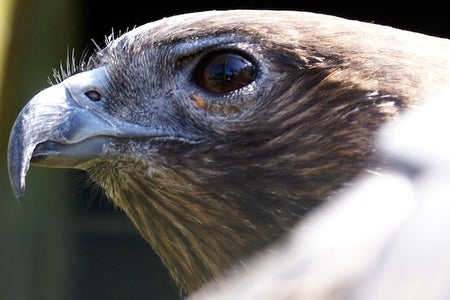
top-left (195, 51), bottom-right (256, 93)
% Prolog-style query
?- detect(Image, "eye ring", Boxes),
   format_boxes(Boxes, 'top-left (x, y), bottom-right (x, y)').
top-left (194, 50), bottom-right (256, 94)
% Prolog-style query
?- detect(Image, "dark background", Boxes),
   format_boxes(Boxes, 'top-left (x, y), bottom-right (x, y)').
top-left (82, 2), bottom-right (450, 42)
top-left (0, 1), bottom-right (448, 300)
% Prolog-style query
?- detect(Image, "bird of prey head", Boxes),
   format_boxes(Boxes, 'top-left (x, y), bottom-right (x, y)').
top-left (8, 10), bottom-right (450, 294)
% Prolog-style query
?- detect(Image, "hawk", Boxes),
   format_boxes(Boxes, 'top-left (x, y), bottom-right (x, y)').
top-left (8, 10), bottom-right (450, 295)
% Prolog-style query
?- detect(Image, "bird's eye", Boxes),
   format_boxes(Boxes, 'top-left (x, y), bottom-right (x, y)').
top-left (194, 51), bottom-right (256, 94)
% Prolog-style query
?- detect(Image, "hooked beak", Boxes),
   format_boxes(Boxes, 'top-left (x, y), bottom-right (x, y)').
top-left (7, 67), bottom-right (196, 200)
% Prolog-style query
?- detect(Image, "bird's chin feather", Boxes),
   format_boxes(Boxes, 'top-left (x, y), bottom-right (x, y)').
top-left (85, 161), bottom-right (257, 293)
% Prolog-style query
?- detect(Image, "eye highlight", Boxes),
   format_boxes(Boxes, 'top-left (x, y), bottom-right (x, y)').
top-left (194, 51), bottom-right (256, 94)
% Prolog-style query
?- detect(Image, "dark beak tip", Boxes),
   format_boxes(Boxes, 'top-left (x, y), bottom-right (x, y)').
top-left (13, 184), bottom-right (25, 202)
top-left (7, 138), bottom-right (28, 202)
top-left (9, 172), bottom-right (26, 202)
top-left (14, 193), bottom-right (25, 203)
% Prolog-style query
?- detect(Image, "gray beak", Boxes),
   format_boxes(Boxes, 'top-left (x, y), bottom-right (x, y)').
top-left (7, 67), bottom-right (173, 200)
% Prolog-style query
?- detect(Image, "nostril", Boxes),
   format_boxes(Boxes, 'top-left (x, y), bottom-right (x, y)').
top-left (85, 90), bottom-right (102, 102)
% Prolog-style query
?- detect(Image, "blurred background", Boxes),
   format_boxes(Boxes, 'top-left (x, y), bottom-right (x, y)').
top-left (0, 1), bottom-right (448, 299)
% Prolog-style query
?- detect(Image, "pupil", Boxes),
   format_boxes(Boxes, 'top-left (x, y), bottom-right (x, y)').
top-left (212, 55), bottom-right (247, 84)
top-left (198, 52), bottom-right (256, 93)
